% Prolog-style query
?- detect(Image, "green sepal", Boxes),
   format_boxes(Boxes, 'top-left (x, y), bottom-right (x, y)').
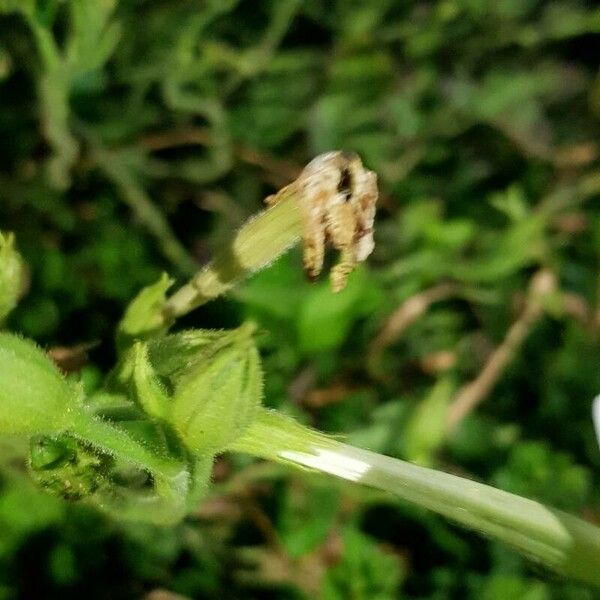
top-left (131, 341), bottom-right (170, 420)
top-left (0, 333), bottom-right (81, 435)
top-left (147, 328), bottom-right (232, 383)
top-left (107, 323), bottom-right (264, 458)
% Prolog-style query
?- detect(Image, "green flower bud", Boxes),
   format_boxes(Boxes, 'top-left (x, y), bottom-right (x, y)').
top-left (0, 232), bottom-right (24, 322)
top-left (145, 328), bottom-right (226, 387)
top-left (30, 434), bottom-right (113, 501)
top-left (159, 323), bottom-right (263, 454)
top-left (0, 333), bottom-right (80, 435)
top-left (116, 273), bottom-right (173, 352)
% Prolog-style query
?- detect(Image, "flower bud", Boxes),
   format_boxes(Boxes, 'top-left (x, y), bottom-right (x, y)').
top-left (29, 434), bottom-right (112, 501)
top-left (0, 232), bottom-right (24, 321)
top-left (116, 273), bottom-right (173, 352)
top-left (164, 323), bottom-right (263, 454)
top-left (0, 333), bottom-right (80, 435)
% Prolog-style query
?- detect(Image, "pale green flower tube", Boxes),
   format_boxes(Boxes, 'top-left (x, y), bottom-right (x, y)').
top-left (163, 193), bottom-right (302, 320)
top-left (231, 409), bottom-right (600, 588)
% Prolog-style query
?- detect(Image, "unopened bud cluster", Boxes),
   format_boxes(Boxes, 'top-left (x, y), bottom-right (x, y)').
top-left (121, 322), bottom-right (263, 455)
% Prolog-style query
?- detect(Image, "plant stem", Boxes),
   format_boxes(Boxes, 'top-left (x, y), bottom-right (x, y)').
top-left (163, 191), bottom-right (302, 320)
top-left (71, 410), bottom-right (185, 483)
top-left (231, 409), bottom-right (600, 587)
top-left (70, 411), bottom-right (195, 525)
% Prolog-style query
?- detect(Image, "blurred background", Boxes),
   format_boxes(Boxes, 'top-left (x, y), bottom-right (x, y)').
top-left (1, 1), bottom-right (600, 598)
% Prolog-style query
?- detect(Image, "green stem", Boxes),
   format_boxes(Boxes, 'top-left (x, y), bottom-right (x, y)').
top-left (231, 409), bottom-right (600, 587)
top-left (70, 410), bottom-right (185, 483)
top-left (70, 412), bottom-right (194, 525)
top-left (163, 192), bottom-right (302, 320)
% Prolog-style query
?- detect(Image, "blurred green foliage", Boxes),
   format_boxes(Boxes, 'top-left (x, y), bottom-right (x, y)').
top-left (1, 0), bottom-right (599, 597)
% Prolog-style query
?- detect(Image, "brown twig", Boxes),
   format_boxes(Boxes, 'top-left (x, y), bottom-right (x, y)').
top-left (238, 493), bottom-right (284, 551)
top-left (445, 269), bottom-right (556, 434)
top-left (141, 127), bottom-right (301, 186)
top-left (144, 590), bottom-right (191, 600)
top-left (47, 342), bottom-right (96, 374)
top-left (492, 116), bottom-right (597, 169)
top-left (370, 282), bottom-right (458, 358)
top-left (561, 292), bottom-right (592, 326)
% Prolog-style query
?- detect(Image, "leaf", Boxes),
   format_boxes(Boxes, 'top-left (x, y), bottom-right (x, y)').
top-left (322, 526), bottom-right (404, 600)
top-left (278, 482), bottom-right (339, 558)
top-left (297, 268), bottom-right (382, 353)
top-left (0, 232), bottom-right (24, 322)
top-left (403, 377), bottom-right (455, 465)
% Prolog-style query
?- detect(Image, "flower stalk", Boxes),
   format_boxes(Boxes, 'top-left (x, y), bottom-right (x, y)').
top-left (163, 191), bottom-right (302, 320)
top-left (69, 410), bottom-right (185, 483)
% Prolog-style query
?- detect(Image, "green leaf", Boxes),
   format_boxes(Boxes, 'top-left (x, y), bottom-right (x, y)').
top-left (278, 482), bottom-right (340, 558)
top-left (0, 232), bottom-right (24, 322)
top-left (492, 442), bottom-right (592, 512)
top-left (0, 333), bottom-right (81, 435)
top-left (403, 377), bottom-right (455, 466)
top-left (322, 526), bottom-right (404, 600)
top-left (297, 268), bottom-right (381, 353)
